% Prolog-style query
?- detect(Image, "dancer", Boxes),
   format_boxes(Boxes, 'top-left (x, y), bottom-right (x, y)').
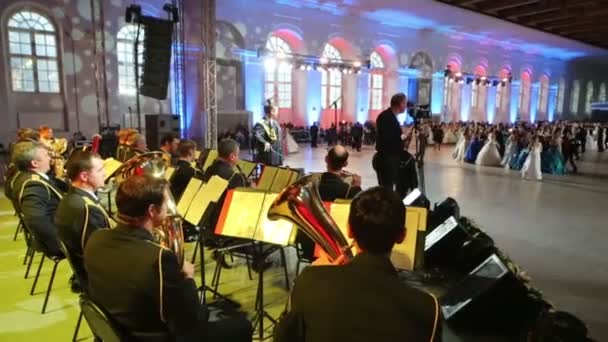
top-left (522, 136), bottom-right (542, 180)
top-left (476, 131), bottom-right (502, 167)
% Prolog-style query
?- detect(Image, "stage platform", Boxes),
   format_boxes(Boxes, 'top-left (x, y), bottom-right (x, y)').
top-left (1, 145), bottom-right (607, 340)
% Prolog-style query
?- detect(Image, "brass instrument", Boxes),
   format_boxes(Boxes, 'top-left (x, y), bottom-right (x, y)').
top-left (267, 174), bottom-right (353, 261)
top-left (41, 138), bottom-right (68, 178)
top-left (113, 152), bottom-right (185, 266)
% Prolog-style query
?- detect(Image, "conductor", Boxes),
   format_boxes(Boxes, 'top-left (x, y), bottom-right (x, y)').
top-left (254, 101), bottom-right (282, 166)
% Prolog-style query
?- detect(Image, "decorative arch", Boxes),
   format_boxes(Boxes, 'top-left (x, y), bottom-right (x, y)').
top-left (5, 8), bottom-right (61, 93)
top-left (270, 27), bottom-right (305, 55)
top-left (326, 36), bottom-right (357, 61)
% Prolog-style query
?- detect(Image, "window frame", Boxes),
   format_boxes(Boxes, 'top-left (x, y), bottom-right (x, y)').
top-left (6, 9), bottom-right (61, 94)
top-left (117, 24), bottom-right (145, 96)
top-left (369, 51), bottom-right (384, 111)
top-left (264, 36), bottom-right (293, 109)
top-left (321, 44), bottom-right (343, 109)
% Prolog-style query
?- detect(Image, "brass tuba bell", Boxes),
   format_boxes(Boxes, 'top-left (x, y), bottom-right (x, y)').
top-left (113, 152), bottom-right (185, 266)
top-left (267, 174), bottom-right (353, 261)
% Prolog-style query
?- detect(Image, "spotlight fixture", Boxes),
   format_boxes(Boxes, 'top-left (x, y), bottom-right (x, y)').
top-left (353, 61), bottom-right (362, 68)
top-left (125, 4), bottom-right (142, 23)
top-left (319, 57), bottom-right (329, 64)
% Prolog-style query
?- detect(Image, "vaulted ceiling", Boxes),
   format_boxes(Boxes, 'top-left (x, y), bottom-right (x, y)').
top-left (436, 0), bottom-right (608, 49)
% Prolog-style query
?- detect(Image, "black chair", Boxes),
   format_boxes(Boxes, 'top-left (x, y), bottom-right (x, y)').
top-left (58, 240), bottom-right (86, 342)
top-left (79, 295), bottom-right (123, 342)
top-left (17, 211), bottom-right (65, 314)
top-left (80, 295), bottom-right (170, 342)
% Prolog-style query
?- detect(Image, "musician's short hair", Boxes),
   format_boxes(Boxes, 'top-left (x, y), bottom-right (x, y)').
top-left (65, 150), bottom-right (101, 181)
top-left (390, 93), bottom-right (407, 107)
top-left (116, 174), bottom-right (168, 219)
top-left (326, 145), bottom-right (349, 171)
top-left (177, 139), bottom-right (196, 158)
top-left (160, 133), bottom-right (179, 147)
top-left (11, 141), bottom-right (45, 171)
top-left (349, 187), bottom-right (406, 254)
top-left (218, 139), bottom-right (239, 158)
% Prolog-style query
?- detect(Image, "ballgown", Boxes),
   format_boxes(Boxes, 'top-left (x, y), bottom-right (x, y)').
top-left (464, 137), bottom-right (483, 164)
top-left (541, 145), bottom-right (565, 175)
top-left (476, 134), bottom-right (502, 167)
top-left (452, 135), bottom-right (468, 162)
top-left (502, 137), bottom-right (518, 167)
top-left (444, 129), bottom-right (458, 144)
top-left (586, 127), bottom-right (598, 152)
top-left (522, 142), bottom-right (543, 180)
top-left (511, 148), bottom-right (528, 170)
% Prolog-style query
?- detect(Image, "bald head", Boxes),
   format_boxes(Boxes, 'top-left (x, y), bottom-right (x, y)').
top-left (326, 145), bottom-right (349, 172)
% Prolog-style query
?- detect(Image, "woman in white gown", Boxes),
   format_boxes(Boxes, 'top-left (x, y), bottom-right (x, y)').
top-left (444, 124), bottom-right (458, 144)
top-left (476, 131), bottom-right (502, 167)
top-left (522, 136), bottom-right (542, 180)
top-left (452, 127), bottom-right (470, 162)
top-left (502, 131), bottom-right (518, 167)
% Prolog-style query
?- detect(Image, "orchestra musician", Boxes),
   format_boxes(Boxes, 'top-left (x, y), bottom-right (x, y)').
top-left (297, 145), bottom-right (363, 261)
top-left (123, 133), bottom-right (147, 161)
top-left (5, 128), bottom-right (40, 200)
top-left (274, 187), bottom-right (442, 342)
top-left (11, 141), bottom-right (64, 257)
top-left (115, 129), bottom-right (137, 162)
top-left (169, 139), bottom-right (200, 201)
top-left (55, 150), bottom-right (111, 286)
top-left (38, 125), bottom-right (55, 148)
top-left (84, 175), bottom-right (252, 341)
top-left (254, 102), bottom-right (282, 166)
top-left (159, 132), bottom-right (180, 166)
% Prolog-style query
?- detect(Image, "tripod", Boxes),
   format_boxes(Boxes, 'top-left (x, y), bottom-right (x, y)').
top-left (251, 242), bottom-right (279, 340)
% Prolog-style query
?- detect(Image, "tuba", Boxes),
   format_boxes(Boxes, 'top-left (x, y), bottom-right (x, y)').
top-left (267, 174), bottom-right (353, 261)
top-left (113, 152), bottom-right (185, 266)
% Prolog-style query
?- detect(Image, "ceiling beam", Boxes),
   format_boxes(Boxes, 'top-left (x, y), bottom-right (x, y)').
top-left (564, 26), bottom-right (608, 36)
top-left (496, 2), bottom-right (559, 19)
top-left (476, 0), bottom-right (540, 13)
top-left (544, 19), bottom-right (593, 30)
top-left (454, 0), bottom-right (486, 6)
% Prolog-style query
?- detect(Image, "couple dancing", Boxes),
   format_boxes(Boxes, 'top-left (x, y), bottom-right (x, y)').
top-left (454, 130), bottom-right (502, 167)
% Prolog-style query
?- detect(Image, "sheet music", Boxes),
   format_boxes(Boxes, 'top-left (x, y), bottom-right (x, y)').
top-left (176, 178), bottom-right (203, 216)
top-left (257, 166), bottom-right (279, 191)
top-left (253, 193), bottom-right (294, 245)
top-left (218, 190), bottom-right (266, 239)
top-left (391, 207), bottom-right (427, 270)
top-left (202, 150), bottom-right (218, 172)
top-left (164, 167), bottom-right (176, 181)
top-left (183, 176), bottom-right (229, 225)
top-left (103, 158), bottom-right (122, 181)
top-left (236, 160), bottom-right (257, 177)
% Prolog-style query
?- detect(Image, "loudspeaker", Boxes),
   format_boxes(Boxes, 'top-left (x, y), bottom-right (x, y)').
top-left (424, 216), bottom-right (471, 269)
top-left (440, 254), bottom-right (543, 334)
top-left (145, 114), bottom-right (180, 150)
top-left (139, 16), bottom-right (173, 100)
top-left (429, 197), bottom-right (460, 232)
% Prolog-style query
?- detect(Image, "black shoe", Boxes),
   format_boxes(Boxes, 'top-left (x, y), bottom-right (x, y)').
top-left (69, 275), bottom-right (83, 294)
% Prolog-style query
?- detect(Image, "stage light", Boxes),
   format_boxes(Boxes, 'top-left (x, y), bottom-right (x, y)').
top-left (356, 69), bottom-right (362, 74)
top-left (502, 78), bottom-right (508, 82)
top-left (449, 78), bottom-right (454, 83)
top-left (353, 61), bottom-right (362, 68)
top-left (455, 72), bottom-right (462, 77)
top-left (299, 65), bottom-right (306, 71)
top-left (264, 57), bottom-right (277, 72)
top-left (319, 57), bottom-right (329, 64)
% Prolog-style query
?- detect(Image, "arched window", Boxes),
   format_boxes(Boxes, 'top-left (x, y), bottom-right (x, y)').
top-left (7, 10), bottom-right (60, 93)
top-left (264, 36), bottom-right (292, 108)
top-left (599, 83), bottom-right (606, 103)
top-left (321, 44), bottom-right (342, 109)
top-left (584, 80), bottom-right (594, 114)
top-left (369, 51), bottom-right (384, 110)
top-left (556, 78), bottom-right (565, 114)
top-left (538, 75), bottom-right (549, 115)
top-left (117, 24), bottom-right (145, 95)
top-left (570, 80), bottom-right (580, 114)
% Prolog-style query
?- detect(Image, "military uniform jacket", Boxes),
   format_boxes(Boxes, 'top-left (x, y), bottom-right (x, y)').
top-left (55, 186), bottom-right (111, 283)
top-left (274, 253), bottom-right (442, 342)
top-left (12, 170), bottom-right (64, 256)
top-left (318, 172), bottom-right (362, 202)
top-left (85, 225), bottom-right (208, 338)
top-left (170, 160), bottom-right (197, 201)
top-left (254, 117), bottom-right (282, 166)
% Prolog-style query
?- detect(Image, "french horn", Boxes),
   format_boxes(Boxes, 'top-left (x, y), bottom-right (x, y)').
top-left (267, 174), bottom-right (353, 261)
top-left (113, 152), bottom-right (185, 266)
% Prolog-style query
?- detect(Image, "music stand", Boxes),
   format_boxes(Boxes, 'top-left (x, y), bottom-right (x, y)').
top-left (215, 189), bottom-right (295, 340)
top-left (179, 176), bottom-right (231, 304)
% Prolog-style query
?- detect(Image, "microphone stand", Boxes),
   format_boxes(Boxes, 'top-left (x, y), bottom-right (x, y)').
top-left (330, 96), bottom-right (342, 129)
